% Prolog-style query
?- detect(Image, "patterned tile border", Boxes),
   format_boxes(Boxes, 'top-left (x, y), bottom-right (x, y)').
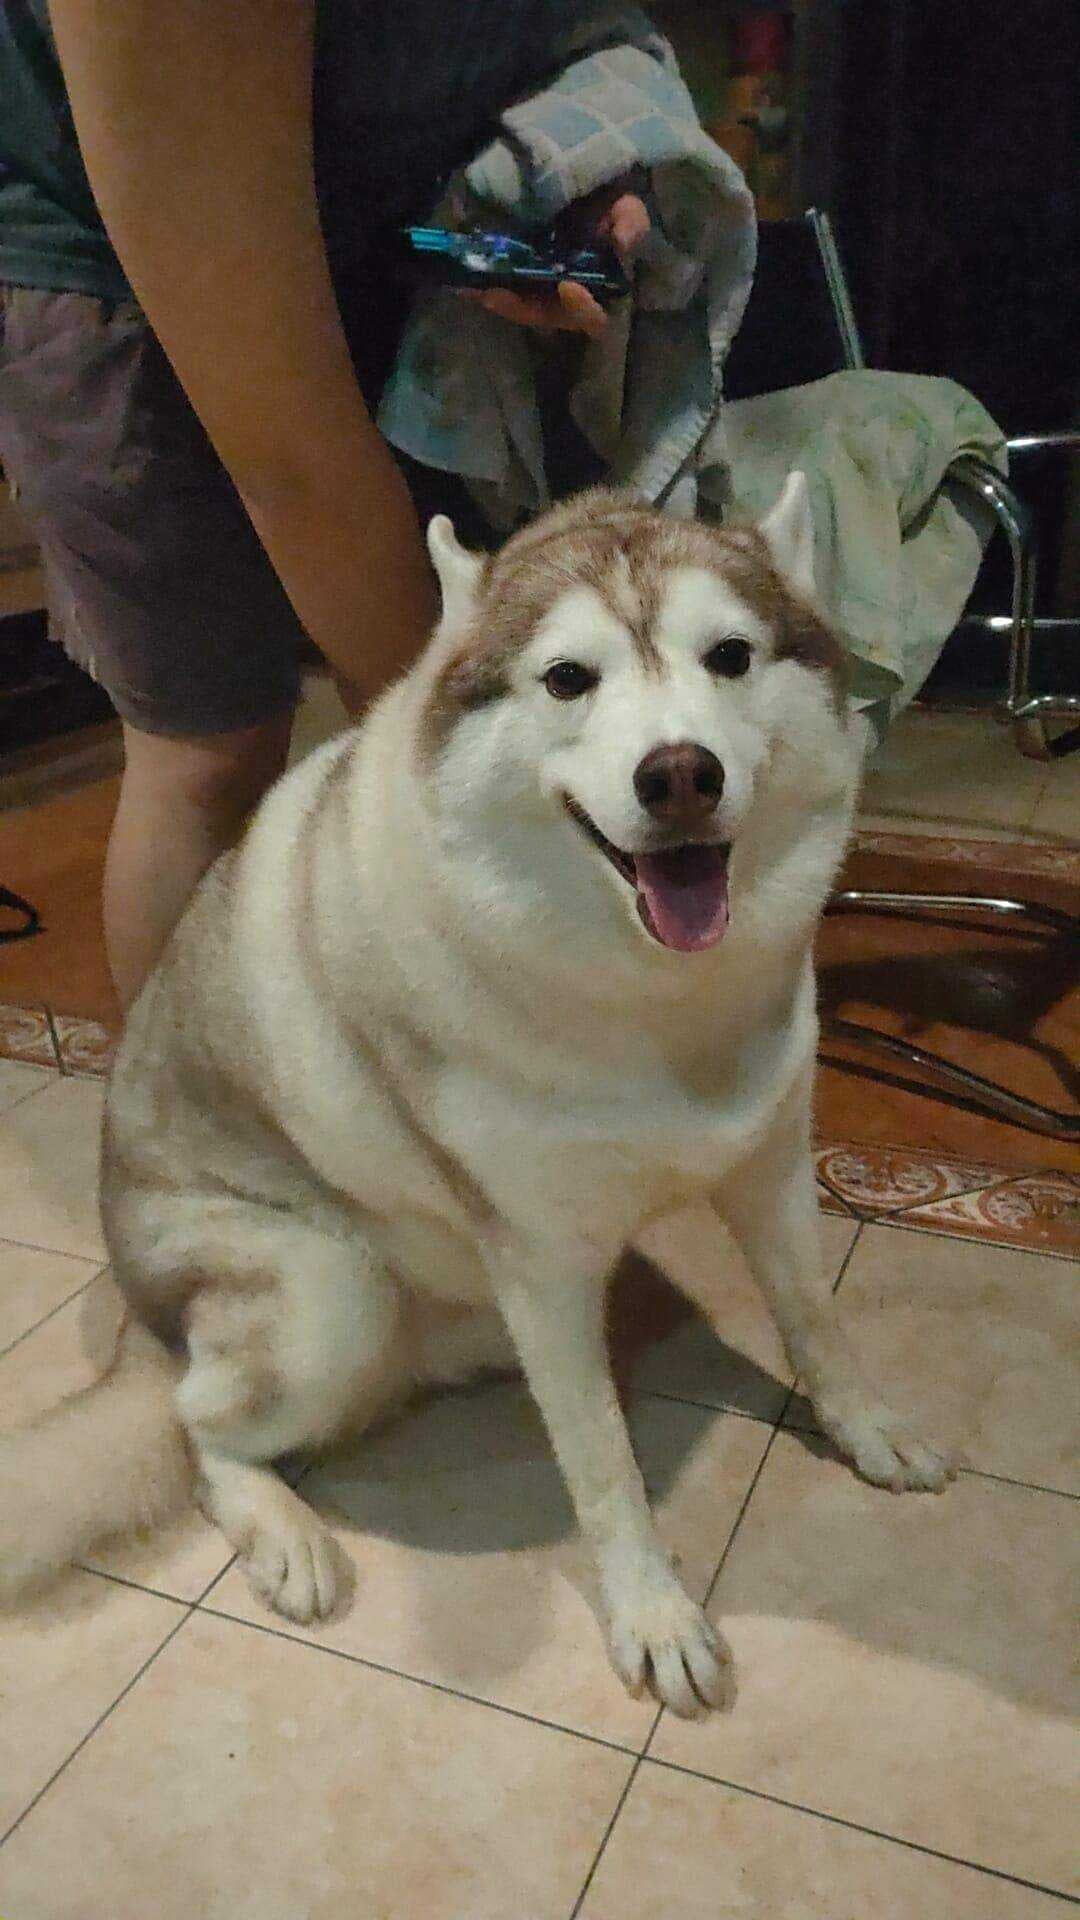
top-left (815, 1185), bottom-right (852, 1220)
top-left (49, 1011), bottom-right (115, 1077)
top-left (895, 1172), bottom-right (1079, 1255)
top-left (814, 1142), bottom-right (1079, 1260)
top-left (814, 1141), bottom-right (998, 1216)
top-left (849, 827), bottom-right (1078, 880)
top-left (0, 1004), bottom-right (1074, 1257)
top-left (0, 1001), bottom-right (113, 1077)
top-left (0, 1001), bottom-right (60, 1070)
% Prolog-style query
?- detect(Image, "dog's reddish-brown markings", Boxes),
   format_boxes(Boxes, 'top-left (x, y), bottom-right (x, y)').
top-left (419, 491), bottom-right (847, 757)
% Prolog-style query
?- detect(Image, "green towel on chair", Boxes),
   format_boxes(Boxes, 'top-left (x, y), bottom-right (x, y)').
top-left (701, 370), bottom-right (1007, 738)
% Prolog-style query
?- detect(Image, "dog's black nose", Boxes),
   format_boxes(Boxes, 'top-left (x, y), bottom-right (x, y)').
top-left (633, 742), bottom-right (724, 825)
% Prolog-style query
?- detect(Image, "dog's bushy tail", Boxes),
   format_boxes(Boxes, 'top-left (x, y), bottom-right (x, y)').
top-left (0, 1317), bottom-right (192, 1602)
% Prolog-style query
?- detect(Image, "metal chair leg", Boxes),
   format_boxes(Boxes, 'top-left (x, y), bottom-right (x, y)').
top-left (948, 452), bottom-right (1080, 760)
top-left (822, 890), bottom-right (1080, 1140)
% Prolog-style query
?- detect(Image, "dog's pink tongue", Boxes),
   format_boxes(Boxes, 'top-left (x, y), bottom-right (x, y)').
top-left (634, 846), bottom-right (730, 952)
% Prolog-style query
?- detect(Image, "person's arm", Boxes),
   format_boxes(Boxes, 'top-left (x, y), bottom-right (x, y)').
top-left (48, 0), bottom-right (437, 708)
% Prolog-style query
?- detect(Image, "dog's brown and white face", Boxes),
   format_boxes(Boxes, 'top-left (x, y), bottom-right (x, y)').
top-left (420, 478), bottom-right (849, 956)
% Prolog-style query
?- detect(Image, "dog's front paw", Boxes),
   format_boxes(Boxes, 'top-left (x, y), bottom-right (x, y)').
top-left (602, 1558), bottom-right (734, 1718)
top-left (819, 1399), bottom-right (958, 1493)
top-left (241, 1510), bottom-right (345, 1624)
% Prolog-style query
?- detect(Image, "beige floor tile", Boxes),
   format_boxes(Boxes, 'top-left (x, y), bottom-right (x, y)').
top-left (208, 1383), bottom-right (770, 1746)
top-left (787, 1226), bottom-right (1079, 1493)
top-left (0, 1570), bottom-right (184, 1837)
top-left (0, 1240), bottom-right (99, 1353)
top-left (633, 1209), bottom-right (858, 1414)
top-left (0, 1609), bottom-right (632, 1920)
top-left (580, 1762), bottom-right (1063, 1919)
top-left (0, 1272), bottom-right (233, 1601)
top-left (652, 1436), bottom-right (1079, 1895)
top-left (860, 710), bottom-right (1045, 830)
top-left (0, 1075), bottom-right (105, 1258)
top-left (0, 1059), bottom-right (52, 1117)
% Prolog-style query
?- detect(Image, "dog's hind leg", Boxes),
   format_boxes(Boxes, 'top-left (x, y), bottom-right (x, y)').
top-left (714, 1108), bottom-right (957, 1493)
top-left (145, 1209), bottom-right (406, 1622)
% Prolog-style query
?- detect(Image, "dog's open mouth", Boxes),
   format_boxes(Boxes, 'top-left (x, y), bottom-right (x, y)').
top-left (564, 798), bottom-right (731, 953)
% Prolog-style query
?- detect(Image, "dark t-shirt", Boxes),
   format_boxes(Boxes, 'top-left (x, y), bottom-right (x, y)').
top-left (0, 0), bottom-right (582, 301)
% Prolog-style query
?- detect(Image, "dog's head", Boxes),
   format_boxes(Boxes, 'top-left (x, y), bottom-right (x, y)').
top-left (417, 478), bottom-right (853, 958)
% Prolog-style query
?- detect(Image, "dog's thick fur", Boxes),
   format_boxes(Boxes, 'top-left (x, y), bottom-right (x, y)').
top-left (0, 478), bottom-right (953, 1715)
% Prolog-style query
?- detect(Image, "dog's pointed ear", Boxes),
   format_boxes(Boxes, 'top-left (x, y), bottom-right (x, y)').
top-left (427, 516), bottom-right (482, 625)
top-left (758, 471), bottom-right (816, 600)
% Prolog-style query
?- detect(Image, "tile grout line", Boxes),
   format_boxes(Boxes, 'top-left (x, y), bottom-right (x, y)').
top-left (819, 1175), bottom-right (999, 1218)
top-left (0, 1076), bottom-right (62, 1120)
top-left (832, 1220), bottom-right (863, 1294)
top-left (0, 1064), bottom-right (1071, 1879)
top-left (42, 1007), bottom-right (66, 1075)
top-left (0, 1008), bottom-right (61, 1083)
top-left (848, 1209), bottom-right (1079, 1263)
top-left (0, 1264), bottom-right (107, 1363)
top-left (566, 1746), bottom-right (652, 1919)
top-left (0, 1599), bottom-right (198, 1853)
top-left (73, 1560), bottom-right (225, 1610)
top-left (569, 1402), bottom-right (788, 1918)
top-left (190, 1599), bottom-right (641, 1762)
top-left (0, 1552), bottom-right (244, 1854)
top-left (642, 1756), bottom-right (1080, 1908)
top-left (0, 1056), bottom-right (59, 1084)
top-left (775, 1410), bottom-right (1078, 1504)
top-left (0, 1230), bottom-right (106, 1261)
top-left (0, 1231), bottom-right (101, 1261)
top-left (0, 1056), bottom-right (106, 1090)
top-left (633, 1223), bottom-right (859, 1426)
top-left (698, 1411), bottom-right (786, 1620)
top-left (814, 1180), bottom-right (859, 1223)
top-left (567, 1229), bottom-right (862, 1916)
top-left (641, 1391), bottom-right (786, 1427)
top-left (960, 1463), bottom-right (1078, 1503)
top-left (192, 1553), bottom-right (240, 1607)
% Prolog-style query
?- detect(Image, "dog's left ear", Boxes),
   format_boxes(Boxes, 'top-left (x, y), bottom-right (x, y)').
top-left (758, 471), bottom-right (816, 601)
top-left (427, 515), bottom-right (483, 627)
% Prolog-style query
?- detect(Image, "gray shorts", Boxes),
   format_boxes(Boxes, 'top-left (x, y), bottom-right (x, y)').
top-left (0, 283), bottom-right (487, 737)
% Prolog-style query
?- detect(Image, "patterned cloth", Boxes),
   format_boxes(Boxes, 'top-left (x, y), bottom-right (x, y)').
top-left (376, 4), bottom-right (756, 529)
top-left (710, 371), bottom-right (1008, 734)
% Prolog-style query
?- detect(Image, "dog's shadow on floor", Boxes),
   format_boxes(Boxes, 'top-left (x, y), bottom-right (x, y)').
top-left (20, 1261), bottom-right (1069, 1726)
top-left (302, 1247), bottom-right (774, 1692)
top-left (305, 1247), bottom-right (1072, 1725)
top-left (311, 1246), bottom-right (760, 1554)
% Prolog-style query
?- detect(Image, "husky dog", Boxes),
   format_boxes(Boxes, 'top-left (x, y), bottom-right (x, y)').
top-left (0, 478), bottom-right (953, 1716)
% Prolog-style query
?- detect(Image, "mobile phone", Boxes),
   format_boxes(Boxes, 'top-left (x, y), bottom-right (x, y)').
top-left (392, 226), bottom-right (630, 306)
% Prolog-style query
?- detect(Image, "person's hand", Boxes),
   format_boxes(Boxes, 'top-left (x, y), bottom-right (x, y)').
top-left (467, 172), bottom-right (650, 338)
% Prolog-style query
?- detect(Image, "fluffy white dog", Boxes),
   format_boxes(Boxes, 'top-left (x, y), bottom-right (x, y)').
top-left (0, 479), bottom-right (953, 1717)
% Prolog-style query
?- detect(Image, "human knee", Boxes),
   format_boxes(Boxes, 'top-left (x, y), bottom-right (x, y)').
top-left (120, 713), bottom-right (292, 825)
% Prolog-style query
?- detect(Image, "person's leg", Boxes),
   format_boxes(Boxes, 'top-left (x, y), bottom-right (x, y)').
top-left (105, 711), bottom-right (293, 1010)
top-left (0, 287), bottom-right (308, 1010)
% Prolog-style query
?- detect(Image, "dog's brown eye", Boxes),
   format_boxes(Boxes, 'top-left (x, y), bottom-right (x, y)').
top-left (704, 636), bottom-right (752, 679)
top-left (543, 661), bottom-right (598, 700)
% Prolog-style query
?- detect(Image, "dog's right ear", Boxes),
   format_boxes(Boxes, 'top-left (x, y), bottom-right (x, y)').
top-left (427, 516), bottom-right (483, 627)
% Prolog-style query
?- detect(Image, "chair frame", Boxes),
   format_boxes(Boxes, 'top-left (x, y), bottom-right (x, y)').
top-left (797, 211), bottom-right (1078, 1141)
